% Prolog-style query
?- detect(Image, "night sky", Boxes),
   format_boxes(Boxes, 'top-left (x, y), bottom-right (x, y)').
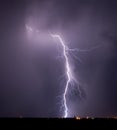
top-left (0, 0), bottom-right (117, 117)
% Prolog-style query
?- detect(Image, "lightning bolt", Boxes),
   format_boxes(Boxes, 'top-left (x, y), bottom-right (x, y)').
top-left (26, 25), bottom-right (100, 118)
top-left (50, 34), bottom-right (77, 118)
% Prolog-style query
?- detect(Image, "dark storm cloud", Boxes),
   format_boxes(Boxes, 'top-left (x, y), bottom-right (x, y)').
top-left (0, 0), bottom-right (117, 117)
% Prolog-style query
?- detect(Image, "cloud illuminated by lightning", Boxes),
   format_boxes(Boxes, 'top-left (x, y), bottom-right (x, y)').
top-left (26, 24), bottom-right (33, 33)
